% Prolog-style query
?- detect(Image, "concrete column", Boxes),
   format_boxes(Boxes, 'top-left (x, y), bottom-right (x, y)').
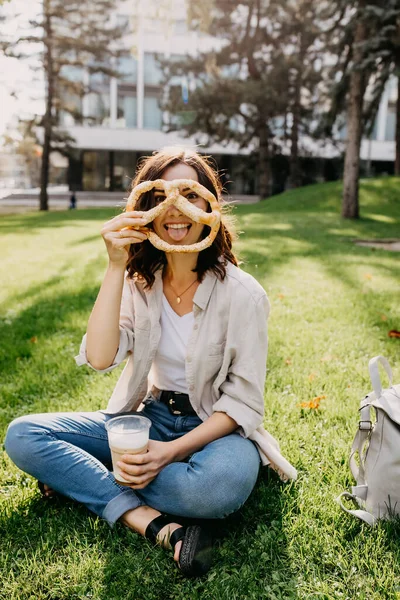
top-left (82, 69), bottom-right (90, 118)
top-left (137, 0), bottom-right (145, 129)
top-left (376, 83), bottom-right (389, 141)
top-left (110, 78), bottom-right (117, 126)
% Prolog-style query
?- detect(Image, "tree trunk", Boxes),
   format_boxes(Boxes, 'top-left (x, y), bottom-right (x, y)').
top-left (258, 124), bottom-right (271, 199)
top-left (342, 18), bottom-right (367, 219)
top-left (39, 1), bottom-right (53, 211)
top-left (395, 74), bottom-right (400, 176)
top-left (289, 34), bottom-right (305, 189)
top-left (289, 76), bottom-right (301, 188)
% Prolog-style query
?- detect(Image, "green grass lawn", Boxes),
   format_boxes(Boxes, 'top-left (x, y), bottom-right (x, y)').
top-left (0, 177), bottom-right (399, 600)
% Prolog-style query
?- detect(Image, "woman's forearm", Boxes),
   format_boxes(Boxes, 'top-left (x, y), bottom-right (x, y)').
top-left (169, 412), bottom-right (238, 462)
top-left (86, 263), bottom-right (126, 369)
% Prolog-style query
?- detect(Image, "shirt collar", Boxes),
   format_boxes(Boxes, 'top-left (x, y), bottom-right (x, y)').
top-left (193, 269), bottom-right (217, 310)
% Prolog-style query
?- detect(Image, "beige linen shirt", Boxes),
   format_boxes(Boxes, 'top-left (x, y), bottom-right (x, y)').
top-left (75, 261), bottom-right (297, 481)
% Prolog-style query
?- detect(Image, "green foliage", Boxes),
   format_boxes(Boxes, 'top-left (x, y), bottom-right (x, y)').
top-left (0, 0), bottom-right (125, 208)
top-left (162, 0), bottom-right (346, 195)
top-left (0, 178), bottom-right (399, 598)
top-left (323, 0), bottom-right (400, 137)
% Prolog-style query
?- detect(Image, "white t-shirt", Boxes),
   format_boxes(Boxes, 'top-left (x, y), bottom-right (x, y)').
top-left (149, 294), bottom-right (194, 393)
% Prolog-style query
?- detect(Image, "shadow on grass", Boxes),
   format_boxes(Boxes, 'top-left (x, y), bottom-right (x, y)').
top-left (0, 467), bottom-right (299, 599)
top-left (0, 277), bottom-right (104, 428)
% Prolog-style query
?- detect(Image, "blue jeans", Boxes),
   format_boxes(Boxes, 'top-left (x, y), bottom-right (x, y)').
top-left (4, 396), bottom-right (260, 526)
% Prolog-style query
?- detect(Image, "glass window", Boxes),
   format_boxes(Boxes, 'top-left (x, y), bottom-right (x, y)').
top-left (174, 19), bottom-right (187, 34)
top-left (144, 53), bottom-right (163, 85)
top-left (86, 92), bottom-right (110, 126)
top-left (59, 91), bottom-right (83, 126)
top-left (60, 65), bottom-right (84, 82)
top-left (117, 92), bottom-right (137, 128)
top-left (116, 14), bottom-right (130, 29)
top-left (89, 69), bottom-right (110, 88)
top-left (144, 94), bottom-right (162, 129)
top-left (83, 151), bottom-right (109, 190)
top-left (385, 104), bottom-right (396, 142)
top-left (118, 54), bottom-right (138, 84)
top-left (114, 151), bottom-right (137, 190)
top-left (370, 115), bottom-right (378, 141)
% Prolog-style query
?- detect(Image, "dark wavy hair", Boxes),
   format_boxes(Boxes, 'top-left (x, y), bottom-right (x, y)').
top-left (125, 146), bottom-right (238, 288)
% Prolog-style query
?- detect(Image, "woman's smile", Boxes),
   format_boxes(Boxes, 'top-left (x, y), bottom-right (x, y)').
top-left (163, 222), bottom-right (192, 242)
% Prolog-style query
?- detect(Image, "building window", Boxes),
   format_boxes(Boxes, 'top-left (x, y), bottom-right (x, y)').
top-left (144, 53), bottom-right (163, 86)
top-left (144, 92), bottom-right (162, 129)
top-left (118, 54), bottom-right (138, 84)
top-left (114, 151), bottom-right (137, 190)
top-left (83, 151), bottom-right (110, 190)
top-left (59, 92), bottom-right (83, 127)
top-left (86, 92), bottom-right (110, 126)
top-left (89, 70), bottom-right (110, 87)
top-left (58, 65), bottom-right (84, 126)
top-left (385, 103), bottom-right (396, 142)
top-left (117, 91), bottom-right (137, 128)
top-left (174, 19), bottom-right (188, 34)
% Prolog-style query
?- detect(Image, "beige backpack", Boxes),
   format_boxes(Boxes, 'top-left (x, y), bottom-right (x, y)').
top-left (337, 356), bottom-right (400, 526)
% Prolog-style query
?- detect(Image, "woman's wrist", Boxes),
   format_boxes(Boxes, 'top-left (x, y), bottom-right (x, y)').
top-left (107, 259), bottom-right (127, 273)
top-left (168, 439), bottom-right (189, 463)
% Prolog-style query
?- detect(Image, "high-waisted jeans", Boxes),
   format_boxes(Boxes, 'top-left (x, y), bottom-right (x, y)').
top-left (4, 395), bottom-right (260, 526)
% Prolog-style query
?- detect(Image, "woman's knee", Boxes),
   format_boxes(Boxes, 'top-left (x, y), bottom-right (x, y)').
top-left (4, 416), bottom-right (42, 466)
top-left (188, 436), bottom-right (260, 518)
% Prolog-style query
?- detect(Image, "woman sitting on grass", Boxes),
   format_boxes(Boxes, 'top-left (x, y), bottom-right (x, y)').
top-left (5, 147), bottom-right (295, 578)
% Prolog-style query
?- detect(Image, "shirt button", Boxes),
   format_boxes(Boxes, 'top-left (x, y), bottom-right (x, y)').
top-left (187, 356), bottom-right (192, 363)
top-left (189, 385), bottom-right (194, 391)
top-left (194, 324), bottom-right (198, 330)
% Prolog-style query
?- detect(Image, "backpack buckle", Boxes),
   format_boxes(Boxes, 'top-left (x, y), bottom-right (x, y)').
top-left (359, 420), bottom-right (373, 431)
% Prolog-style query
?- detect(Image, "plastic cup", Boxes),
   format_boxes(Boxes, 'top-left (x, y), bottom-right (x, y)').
top-left (105, 415), bottom-right (151, 485)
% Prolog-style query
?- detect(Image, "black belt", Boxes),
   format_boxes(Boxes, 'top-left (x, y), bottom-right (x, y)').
top-left (158, 390), bottom-right (197, 416)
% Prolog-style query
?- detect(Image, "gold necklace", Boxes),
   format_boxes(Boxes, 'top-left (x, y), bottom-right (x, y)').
top-left (167, 278), bottom-right (198, 304)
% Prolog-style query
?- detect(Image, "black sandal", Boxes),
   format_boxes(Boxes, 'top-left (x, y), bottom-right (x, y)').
top-left (145, 513), bottom-right (213, 577)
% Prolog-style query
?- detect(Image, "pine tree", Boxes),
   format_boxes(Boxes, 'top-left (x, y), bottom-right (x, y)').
top-left (361, 1), bottom-right (400, 175)
top-left (272, 0), bottom-right (344, 188)
top-left (2, 0), bottom-right (124, 210)
top-left (342, 6), bottom-right (369, 219)
top-left (162, 0), bottom-right (342, 198)
top-left (323, 0), bottom-right (400, 218)
top-left (163, 0), bottom-right (289, 198)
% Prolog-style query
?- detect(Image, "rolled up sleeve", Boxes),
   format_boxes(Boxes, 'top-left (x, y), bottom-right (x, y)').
top-left (212, 293), bottom-right (270, 437)
top-left (74, 277), bottom-right (136, 372)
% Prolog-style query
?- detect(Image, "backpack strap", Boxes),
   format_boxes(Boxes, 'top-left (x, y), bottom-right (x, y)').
top-left (369, 356), bottom-right (393, 398)
top-left (349, 403), bottom-right (373, 484)
top-left (336, 492), bottom-right (377, 527)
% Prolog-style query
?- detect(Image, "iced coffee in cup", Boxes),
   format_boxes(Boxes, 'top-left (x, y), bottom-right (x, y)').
top-left (105, 415), bottom-right (151, 485)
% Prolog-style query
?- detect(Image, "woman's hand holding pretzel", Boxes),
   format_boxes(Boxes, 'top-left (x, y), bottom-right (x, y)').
top-left (101, 211), bottom-right (149, 266)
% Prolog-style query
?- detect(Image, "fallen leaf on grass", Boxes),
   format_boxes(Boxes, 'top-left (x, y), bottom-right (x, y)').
top-left (30, 337), bottom-right (37, 344)
top-left (277, 294), bottom-right (285, 300)
top-left (308, 373), bottom-right (317, 382)
top-left (364, 273), bottom-right (373, 280)
top-left (388, 330), bottom-right (400, 338)
top-left (285, 358), bottom-right (292, 365)
top-left (299, 395), bottom-right (326, 410)
top-left (380, 314), bottom-right (388, 321)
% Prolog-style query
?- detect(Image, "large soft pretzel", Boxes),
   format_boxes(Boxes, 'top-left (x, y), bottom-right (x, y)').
top-left (124, 179), bottom-right (221, 253)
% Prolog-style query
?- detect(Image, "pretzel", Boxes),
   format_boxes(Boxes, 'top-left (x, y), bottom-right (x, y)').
top-left (124, 178), bottom-right (221, 253)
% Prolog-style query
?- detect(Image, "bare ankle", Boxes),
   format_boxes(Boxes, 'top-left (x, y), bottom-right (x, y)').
top-left (120, 505), bottom-right (161, 536)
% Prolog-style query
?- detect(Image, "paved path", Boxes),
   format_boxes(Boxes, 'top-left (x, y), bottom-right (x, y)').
top-left (0, 190), bottom-right (259, 214)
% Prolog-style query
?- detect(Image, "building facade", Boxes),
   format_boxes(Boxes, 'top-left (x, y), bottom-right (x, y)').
top-left (62, 0), bottom-right (398, 195)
